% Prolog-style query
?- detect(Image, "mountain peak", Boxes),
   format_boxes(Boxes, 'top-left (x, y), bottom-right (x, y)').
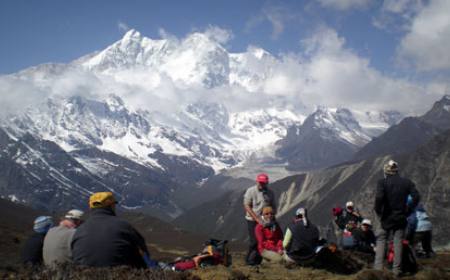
top-left (122, 29), bottom-right (142, 41)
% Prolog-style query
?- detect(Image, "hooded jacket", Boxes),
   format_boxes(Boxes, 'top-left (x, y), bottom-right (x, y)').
top-left (375, 174), bottom-right (420, 230)
top-left (71, 208), bottom-right (148, 268)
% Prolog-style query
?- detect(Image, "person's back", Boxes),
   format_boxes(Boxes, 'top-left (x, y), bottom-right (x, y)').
top-left (21, 216), bottom-right (53, 266)
top-left (375, 174), bottom-right (418, 230)
top-left (43, 225), bottom-right (75, 266)
top-left (21, 232), bottom-right (47, 265)
top-left (43, 209), bottom-right (84, 267)
top-left (286, 218), bottom-right (319, 261)
top-left (374, 160), bottom-right (420, 277)
top-left (71, 207), bottom-right (147, 268)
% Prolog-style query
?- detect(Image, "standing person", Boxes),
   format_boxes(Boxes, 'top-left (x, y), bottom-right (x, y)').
top-left (43, 209), bottom-right (84, 267)
top-left (71, 192), bottom-right (153, 268)
top-left (254, 206), bottom-right (283, 263)
top-left (374, 160), bottom-right (420, 277)
top-left (283, 207), bottom-right (320, 265)
top-left (21, 216), bottom-right (53, 266)
top-left (243, 173), bottom-right (276, 265)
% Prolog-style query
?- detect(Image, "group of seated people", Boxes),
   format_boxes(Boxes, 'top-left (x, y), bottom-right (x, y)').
top-left (21, 192), bottom-right (156, 268)
top-left (20, 191), bottom-right (434, 270)
top-left (252, 206), bottom-right (324, 265)
top-left (253, 199), bottom-right (434, 266)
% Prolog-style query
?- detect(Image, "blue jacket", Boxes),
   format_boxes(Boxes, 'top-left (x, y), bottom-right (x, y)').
top-left (415, 205), bottom-right (432, 232)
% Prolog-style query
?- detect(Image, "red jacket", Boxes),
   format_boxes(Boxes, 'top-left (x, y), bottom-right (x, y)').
top-left (255, 223), bottom-right (283, 254)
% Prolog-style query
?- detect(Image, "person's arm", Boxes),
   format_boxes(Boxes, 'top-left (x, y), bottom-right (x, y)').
top-left (282, 228), bottom-right (292, 250)
top-left (254, 224), bottom-right (265, 253)
top-left (374, 179), bottom-right (385, 217)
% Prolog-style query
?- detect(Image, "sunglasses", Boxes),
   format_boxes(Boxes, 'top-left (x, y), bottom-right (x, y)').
top-left (264, 212), bottom-right (274, 216)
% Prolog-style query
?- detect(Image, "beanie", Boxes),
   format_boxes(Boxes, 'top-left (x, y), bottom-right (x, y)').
top-left (383, 160), bottom-right (399, 175)
top-left (33, 216), bottom-right (53, 233)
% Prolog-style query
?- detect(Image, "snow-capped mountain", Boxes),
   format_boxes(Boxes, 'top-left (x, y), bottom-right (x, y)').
top-left (0, 28), bottom-right (404, 216)
top-left (276, 107), bottom-right (376, 170)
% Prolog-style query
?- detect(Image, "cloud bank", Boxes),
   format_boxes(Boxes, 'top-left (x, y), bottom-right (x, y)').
top-left (0, 23), bottom-right (444, 118)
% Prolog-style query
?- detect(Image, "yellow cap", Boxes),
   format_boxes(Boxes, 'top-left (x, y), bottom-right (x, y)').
top-left (89, 192), bottom-right (116, 209)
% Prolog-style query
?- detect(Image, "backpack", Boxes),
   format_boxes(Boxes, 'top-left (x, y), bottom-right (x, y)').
top-left (172, 239), bottom-right (231, 271)
top-left (342, 230), bottom-right (355, 249)
top-left (201, 239), bottom-right (231, 267)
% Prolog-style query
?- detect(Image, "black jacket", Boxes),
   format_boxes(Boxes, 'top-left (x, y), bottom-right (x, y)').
top-left (335, 210), bottom-right (362, 230)
top-left (71, 208), bottom-right (148, 268)
top-left (353, 228), bottom-right (376, 254)
top-left (374, 174), bottom-right (420, 230)
top-left (21, 232), bottom-right (46, 265)
top-left (286, 221), bottom-right (319, 262)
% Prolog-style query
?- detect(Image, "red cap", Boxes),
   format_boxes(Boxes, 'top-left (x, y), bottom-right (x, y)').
top-left (256, 173), bottom-right (269, 184)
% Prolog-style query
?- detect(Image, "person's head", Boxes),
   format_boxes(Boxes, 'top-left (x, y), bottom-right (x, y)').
top-left (262, 206), bottom-right (275, 221)
top-left (64, 209), bottom-right (84, 227)
top-left (295, 207), bottom-right (308, 226)
top-left (345, 201), bottom-right (354, 212)
top-left (33, 216), bottom-right (53, 233)
top-left (89, 192), bottom-right (117, 210)
top-left (383, 159), bottom-right (399, 176)
top-left (361, 219), bottom-right (372, 232)
top-left (256, 173), bottom-right (269, 191)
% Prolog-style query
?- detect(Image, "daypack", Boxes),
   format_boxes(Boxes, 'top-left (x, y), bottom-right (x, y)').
top-left (342, 230), bottom-right (355, 249)
top-left (387, 240), bottom-right (418, 274)
top-left (172, 239), bottom-right (231, 271)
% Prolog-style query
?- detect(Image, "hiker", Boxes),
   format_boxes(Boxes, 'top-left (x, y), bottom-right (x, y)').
top-left (353, 219), bottom-right (376, 254)
top-left (43, 209), bottom-right (84, 267)
top-left (335, 201), bottom-right (362, 231)
top-left (411, 204), bottom-right (434, 258)
top-left (374, 160), bottom-right (420, 277)
top-left (71, 192), bottom-right (155, 268)
top-left (243, 173), bottom-right (276, 265)
top-left (283, 207), bottom-right (320, 265)
top-left (333, 201), bottom-right (362, 248)
top-left (255, 206), bottom-right (283, 262)
top-left (21, 216), bottom-right (53, 266)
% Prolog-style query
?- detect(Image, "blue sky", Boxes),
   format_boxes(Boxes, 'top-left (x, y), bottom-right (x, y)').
top-left (1, 0), bottom-right (449, 115)
top-left (1, 0), bottom-right (400, 74)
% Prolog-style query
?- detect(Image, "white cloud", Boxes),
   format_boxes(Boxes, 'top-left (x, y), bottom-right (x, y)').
top-left (0, 25), bottom-right (442, 120)
top-left (316, 0), bottom-right (372, 11)
top-left (372, 0), bottom-right (423, 31)
top-left (245, 4), bottom-right (296, 40)
top-left (203, 25), bottom-right (233, 44)
top-left (397, 0), bottom-right (450, 71)
top-left (297, 26), bottom-right (438, 114)
top-left (117, 21), bottom-right (130, 33)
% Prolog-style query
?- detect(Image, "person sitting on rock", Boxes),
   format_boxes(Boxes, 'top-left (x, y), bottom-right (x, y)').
top-left (71, 192), bottom-right (155, 268)
top-left (21, 216), bottom-right (54, 266)
top-left (43, 209), bottom-right (84, 267)
top-left (254, 206), bottom-right (284, 263)
top-left (352, 219), bottom-right (376, 255)
top-left (283, 207), bottom-right (320, 265)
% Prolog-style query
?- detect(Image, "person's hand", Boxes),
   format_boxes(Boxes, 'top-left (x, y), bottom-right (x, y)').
top-left (278, 250), bottom-right (284, 255)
